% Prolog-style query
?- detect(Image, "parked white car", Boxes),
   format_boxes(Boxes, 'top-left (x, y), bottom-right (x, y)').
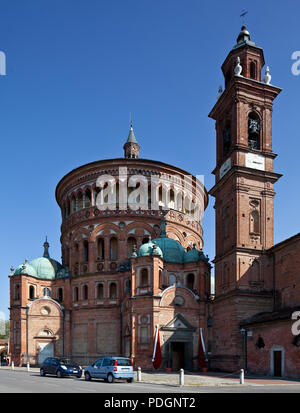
top-left (84, 357), bottom-right (134, 383)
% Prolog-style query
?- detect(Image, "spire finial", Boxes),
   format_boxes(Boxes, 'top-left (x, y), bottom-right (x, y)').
top-left (123, 118), bottom-right (140, 159)
top-left (43, 236), bottom-right (50, 258)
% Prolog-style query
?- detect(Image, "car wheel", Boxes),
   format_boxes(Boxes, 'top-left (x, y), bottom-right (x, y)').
top-left (40, 369), bottom-right (46, 377)
top-left (76, 374), bottom-right (82, 379)
top-left (56, 370), bottom-right (63, 378)
top-left (107, 373), bottom-right (115, 383)
top-left (85, 372), bottom-right (91, 381)
top-left (127, 378), bottom-right (133, 383)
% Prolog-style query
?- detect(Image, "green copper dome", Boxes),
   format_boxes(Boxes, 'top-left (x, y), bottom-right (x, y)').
top-left (184, 247), bottom-right (208, 263)
top-left (13, 239), bottom-right (70, 280)
top-left (153, 237), bottom-right (185, 263)
top-left (14, 262), bottom-right (37, 277)
top-left (30, 257), bottom-right (56, 280)
top-left (137, 240), bottom-right (163, 259)
top-left (30, 256), bottom-right (70, 280)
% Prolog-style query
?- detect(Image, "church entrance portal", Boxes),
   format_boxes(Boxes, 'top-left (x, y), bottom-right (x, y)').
top-left (171, 342), bottom-right (185, 371)
top-left (161, 314), bottom-right (196, 371)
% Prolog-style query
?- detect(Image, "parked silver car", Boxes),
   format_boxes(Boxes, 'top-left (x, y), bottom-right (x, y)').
top-left (84, 357), bottom-right (134, 383)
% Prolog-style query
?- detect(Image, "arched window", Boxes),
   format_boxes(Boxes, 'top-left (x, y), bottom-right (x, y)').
top-left (77, 192), bottom-right (83, 210)
top-left (250, 260), bottom-right (260, 283)
top-left (29, 285), bottom-right (35, 300)
top-left (169, 274), bottom-right (176, 286)
top-left (248, 112), bottom-right (261, 150)
top-left (109, 282), bottom-right (117, 299)
top-left (66, 201), bottom-right (70, 217)
top-left (176, 191), bottom-right (183, 212)
top-left (96, 283), bottom-right (104, 299)
top-left (83, 240), bottom-right (89, 262)
top-left (83, 284), bottom-right (89, 301)
top-left (110, 237), bottom-right (118, 260)
top-left (71, 196), bottom-right (76, 213)
top-left (223, 121), bottom-right (231, 156)
top-left (127, 237), bottom-right (136, 258)
top-left (159, 270), bottom-right (163, 289)
top-left (15, 284), bottom-right (20, 300)
top-left (57, 287), bottom-right (63, 302)
top-left (63, 204), bottom-right (67, 219)
top-left (187, 273), bottom-right (195, 290)
top-left (168, 188), bottom-right (175, 209)
top-left (158, 185), bottom-right (163, 208)
top-left (250, 210), bottom-right (260, 234)
top-left (84, 189), bottom-right (91, 208)
top-left (74, 243), bottom-right (79, 264)
top-left (141, 269), bottom-right (148, 288)
top-left (97, 238), bottom-right (105, 260)
top-left (74, 286), bottom-right (79, 302)
top-left (43, 287), bottom-right (51, 297)
top-left (250, 61), bottom-right (256, 79)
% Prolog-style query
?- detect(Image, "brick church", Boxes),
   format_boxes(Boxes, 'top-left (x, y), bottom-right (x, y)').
top-left (9, 26), bottom-right (300, 378)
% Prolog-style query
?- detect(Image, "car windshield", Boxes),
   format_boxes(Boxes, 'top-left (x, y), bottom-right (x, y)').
top-left (59, 359), bottom-right (77, 365)
top-left (116, 359), bottom-right (131, 366)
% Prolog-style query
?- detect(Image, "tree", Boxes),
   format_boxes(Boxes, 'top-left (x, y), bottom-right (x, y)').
top-left (0, 321), bottom-right (10, 340)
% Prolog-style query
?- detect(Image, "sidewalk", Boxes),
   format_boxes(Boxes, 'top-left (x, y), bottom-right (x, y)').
top-left (1, 365), bottom-right (300, 387)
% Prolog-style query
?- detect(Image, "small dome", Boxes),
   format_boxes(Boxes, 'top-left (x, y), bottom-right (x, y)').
top-left (138, 241), bottom-right (163, 259)
top-left (14, 262), bottom-right (37, 277)
top-left (184, 247), bottom-right (208, 263)
top-left (154, 237), bottom-right (185, 263)
top-left (30, 257), bottom-right (56, 280)
top-left (13, 239), bottom-right (70, 280)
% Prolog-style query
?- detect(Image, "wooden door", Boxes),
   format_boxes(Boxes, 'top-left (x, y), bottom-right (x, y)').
top-left (274, 351), bottom-right (282, 377)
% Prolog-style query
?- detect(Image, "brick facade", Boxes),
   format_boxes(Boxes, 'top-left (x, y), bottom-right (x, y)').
top-left (8, 27), bottom-right (300, 378)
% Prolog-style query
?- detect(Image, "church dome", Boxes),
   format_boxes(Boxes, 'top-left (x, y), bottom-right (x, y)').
top-left (30, 257), bottom-right (57, 280)
top-left (14, 261), bottom-right (37, 277)
top-left (137, 240), bottom-right (163, 259)
top-left (13, 239), bottom-right (70, 280)
top-left (153, 237), bottom-right (185, 263)
top-left (184, 246), bottom-right (208, 263)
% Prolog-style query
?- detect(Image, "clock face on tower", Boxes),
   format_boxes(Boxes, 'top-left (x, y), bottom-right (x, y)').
top-left (245, 153), bottom-right (265, 171)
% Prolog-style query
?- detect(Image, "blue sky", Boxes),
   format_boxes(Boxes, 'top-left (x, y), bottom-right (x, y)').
top-left (0, 0), bottom-right (299, 319)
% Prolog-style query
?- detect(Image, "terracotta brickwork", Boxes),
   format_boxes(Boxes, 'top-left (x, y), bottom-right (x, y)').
top-left (8, 27), bottom-right (300, 378)
top-left (9, 155), bottom-right (211, 370)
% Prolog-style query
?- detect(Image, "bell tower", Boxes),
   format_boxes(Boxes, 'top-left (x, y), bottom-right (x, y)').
top-left (209, 27), bottom-right (282, 371)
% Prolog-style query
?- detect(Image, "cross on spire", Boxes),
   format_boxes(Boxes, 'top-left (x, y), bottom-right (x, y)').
top-left (240, 10), bottom-right (248, 26)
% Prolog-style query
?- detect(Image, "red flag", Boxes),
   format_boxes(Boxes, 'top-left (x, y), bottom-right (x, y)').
top-left (152, 326), bottom-right (162, 370)
top-left (198, 328), bottom-right (207, 369)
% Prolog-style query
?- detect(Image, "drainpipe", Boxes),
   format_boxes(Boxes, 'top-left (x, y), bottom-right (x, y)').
top-left (120, 307), bottom-right (123, 356)
top-left (62, 309), bottom-right (65, 356)
top-left (272, 251), bottom-right (276, 311)
top-left (26, 306), bottom-right (29, 366)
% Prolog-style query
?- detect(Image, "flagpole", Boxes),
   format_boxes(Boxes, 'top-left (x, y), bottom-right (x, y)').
top-left (152, 324), bottom-right (159, 362)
